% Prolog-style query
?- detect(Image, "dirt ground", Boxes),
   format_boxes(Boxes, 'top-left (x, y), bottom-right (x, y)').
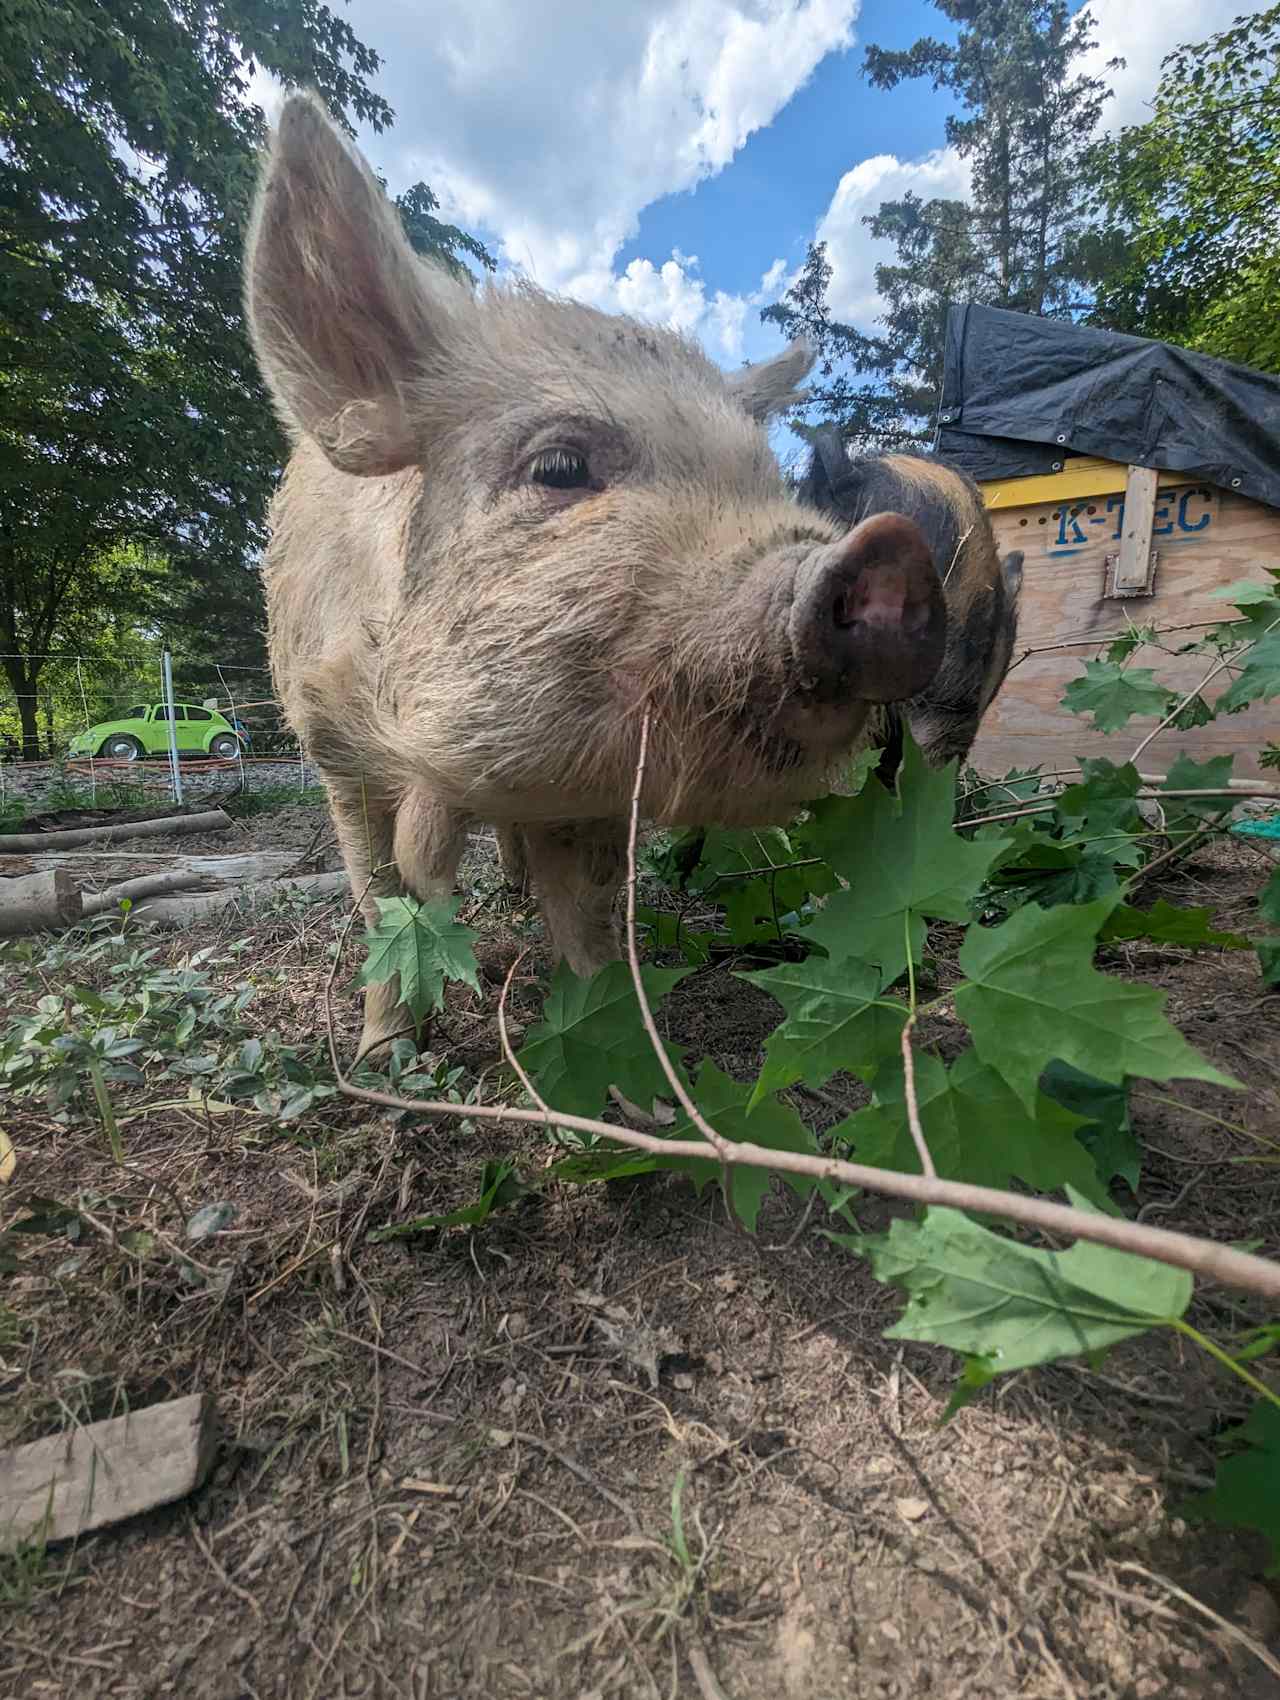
top-left (3, 805), bottom-right (1280, 1700)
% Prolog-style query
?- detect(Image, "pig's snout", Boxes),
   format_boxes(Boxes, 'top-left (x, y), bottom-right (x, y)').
top-left (790, 512), bottom-right (947, 704)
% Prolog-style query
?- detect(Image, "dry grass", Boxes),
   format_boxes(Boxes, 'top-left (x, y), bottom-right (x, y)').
top-left (2, 813), bottom-right (1279, 1698)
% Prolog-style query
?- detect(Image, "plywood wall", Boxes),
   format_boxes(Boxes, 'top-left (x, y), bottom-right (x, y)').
top-left (971, 478), bottom-right (1280, 780)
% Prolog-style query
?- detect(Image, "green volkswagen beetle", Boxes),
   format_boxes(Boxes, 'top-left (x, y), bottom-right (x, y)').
top-left (67, 703), bottom-right (246, 762)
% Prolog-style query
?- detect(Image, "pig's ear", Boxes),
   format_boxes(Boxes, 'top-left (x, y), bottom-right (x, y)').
top-left (727, 340), bottom-right (814, 422)
top-left (245, 92), bottom-right (454, 476)
top-left (1001, 550), bottom-right (1025, 605)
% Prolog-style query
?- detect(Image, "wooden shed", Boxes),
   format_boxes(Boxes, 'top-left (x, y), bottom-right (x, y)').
top-left (935, 306), bottom-right (1280, 779)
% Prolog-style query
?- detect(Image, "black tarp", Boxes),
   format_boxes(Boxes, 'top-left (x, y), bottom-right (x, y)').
top-left (935, 303), bottom-right (1280, 513)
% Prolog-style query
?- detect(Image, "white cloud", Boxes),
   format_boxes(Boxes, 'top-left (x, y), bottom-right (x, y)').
top-left (353, 0), bottom-right (858, 300)
top-left (796, 0), bottom-right (1256, 338)
top-left (814, 147), bottom-right (971, 327)
top-left (1081, 0), bottom-right (1252, 134)
top-left (243, 3), bottom-right (856, 363)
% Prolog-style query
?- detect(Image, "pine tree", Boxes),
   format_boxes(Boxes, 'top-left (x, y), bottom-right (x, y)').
top-left (764, 1), bottom-right (1118, 451)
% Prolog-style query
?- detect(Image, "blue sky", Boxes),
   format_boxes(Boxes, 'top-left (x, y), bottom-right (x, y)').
top-left (617, 1), bottom-right (955, 303)
top-left (254, 0), bottom-right (1252, 375)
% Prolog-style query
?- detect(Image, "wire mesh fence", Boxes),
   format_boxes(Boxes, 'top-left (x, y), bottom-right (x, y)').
top-left (0, 651), bottom-right (318, 813)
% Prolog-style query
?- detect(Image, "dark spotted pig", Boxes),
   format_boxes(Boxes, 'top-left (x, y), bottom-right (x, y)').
top-left (798, 427), bottom-right (1023, 782)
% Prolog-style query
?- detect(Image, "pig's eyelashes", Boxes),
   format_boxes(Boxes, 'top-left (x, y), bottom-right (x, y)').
top-left (528, 448), bottom-right (591, 490)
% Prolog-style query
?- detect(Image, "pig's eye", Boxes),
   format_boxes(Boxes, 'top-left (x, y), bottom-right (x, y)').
top-left (529, 448), bottom-right (590, 489)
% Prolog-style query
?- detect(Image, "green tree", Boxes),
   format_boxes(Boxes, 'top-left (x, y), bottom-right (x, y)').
top-left (1083, 5), bottom-right (1280, 374)
top-left (0, 0), bottom-right (493, 760)
top-left (765, 1), bottom-right (1116, 448)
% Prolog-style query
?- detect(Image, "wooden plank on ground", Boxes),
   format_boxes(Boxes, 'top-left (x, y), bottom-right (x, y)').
top-left (0, 1393), bottom-right (218, 1552)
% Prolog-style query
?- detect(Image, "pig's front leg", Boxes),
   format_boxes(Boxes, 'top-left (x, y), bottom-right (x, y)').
top-left (323, 773), bottom-right (409, 1058)
top-left (521, 819), bottom-right (627, 978)
top-left (495, 823), bottom-right (528, 891)
top-left (329, 781), bottom-right (469, 1059)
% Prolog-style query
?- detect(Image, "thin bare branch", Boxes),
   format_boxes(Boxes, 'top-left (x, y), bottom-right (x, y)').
top-left (1129, 612), bottom-right (1280, 768)
top-left (900, 1017), bottom-right (936, 1179)
top-left (624, 711), bottom-right (731, 1161)
top-left (327, 1076), bottom-right (1280, 1300)
top-left (497, 947), bottom-right (551, 1118)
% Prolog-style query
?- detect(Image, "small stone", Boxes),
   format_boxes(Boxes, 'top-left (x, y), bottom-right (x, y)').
top-left (506, 1311), bottom-right (527, 1340)
top-left (672, 1372), bottom-right (694, 1391)
top-left (895, 1497), bottom-right (929, 1522)
top-left (878, 1620), bottom-right (902, 1643)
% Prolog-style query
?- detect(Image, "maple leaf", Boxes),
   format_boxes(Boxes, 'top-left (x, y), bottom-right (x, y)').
top-left (742, 954), bottom-right (906, 1107)
top-left (1183, 1398), bottom-right (1280, 1577)
top-left (665, 1061), bottom-right (822, 1233)
top-left (516, 960), bottom-right (690, 1119)
top-left (1218, 632), bottom-right (1280, 713)
top-left (955, 897), bottom-right (1241, 1112)
top-left (1060, 661), bottom-right (1174, 732)
top-left (672, 825), bottom-right (837, 945)
top-left (804, 738), bottom-right (1009, 982)
top-left (838, 1200), bottom-right (1190, 1388)
top-left (836, 1049), bottom-right (1113, 1208)
top-left (357, 895), bottom-right (481, 1024)
top-left (1159, 752), bottom-right (1237, 821)
top-left (1040, 1060), bottom-right (1141, 1192)
top-left (1099, 901), bottom-right (1248, 950)
top-left (1055, 759), bottom-right (1146, 868)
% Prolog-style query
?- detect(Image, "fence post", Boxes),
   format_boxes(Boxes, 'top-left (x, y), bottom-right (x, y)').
top-left (161, 650), bottom-right (184, 807)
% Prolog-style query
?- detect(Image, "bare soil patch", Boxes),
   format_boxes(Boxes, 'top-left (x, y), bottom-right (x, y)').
top-left (3, 820), bottom-right (1279, 1699)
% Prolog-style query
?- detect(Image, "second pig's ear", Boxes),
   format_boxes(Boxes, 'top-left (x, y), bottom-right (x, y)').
top-left (727, 340), bottom-right (814, 422)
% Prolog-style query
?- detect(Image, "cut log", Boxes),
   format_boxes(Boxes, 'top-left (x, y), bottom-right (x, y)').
top-left (132, 870), bottom-right (350, 927)
top-left (0, 808), bottom-right (232, 854)
top-left (21, 851), bottom-right (305, 879)
top-left (0, 1393), bottom-right (218, 1553)
top-left (81, 870), bottom-right (216, 917)
top-left (0, 869), bottom-right (83, 936)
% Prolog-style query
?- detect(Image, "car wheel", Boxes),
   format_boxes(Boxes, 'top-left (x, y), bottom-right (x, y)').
top-left (102, 735), bottom-right (144, 761)
top-left (209, 734), bottom-right (241, 759)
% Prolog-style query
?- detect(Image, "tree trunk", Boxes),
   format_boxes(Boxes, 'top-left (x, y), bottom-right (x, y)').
top-left (0, 654), bottom-right (43, 762)
top-left (0, 869), bottom-right (83, 936)
top-left (16, 693), bottom-right (40, 762)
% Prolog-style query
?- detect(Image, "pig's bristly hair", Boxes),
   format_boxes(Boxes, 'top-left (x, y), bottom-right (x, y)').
top-left (248, 95), bottom-right (882, 879)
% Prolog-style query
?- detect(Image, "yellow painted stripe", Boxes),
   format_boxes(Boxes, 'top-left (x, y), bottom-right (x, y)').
top-left (977, 456), bottom-right (1131, 510)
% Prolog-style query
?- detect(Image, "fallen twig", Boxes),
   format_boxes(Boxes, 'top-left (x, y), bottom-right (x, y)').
top-left (625, 711), bottom-right (741, 1225)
